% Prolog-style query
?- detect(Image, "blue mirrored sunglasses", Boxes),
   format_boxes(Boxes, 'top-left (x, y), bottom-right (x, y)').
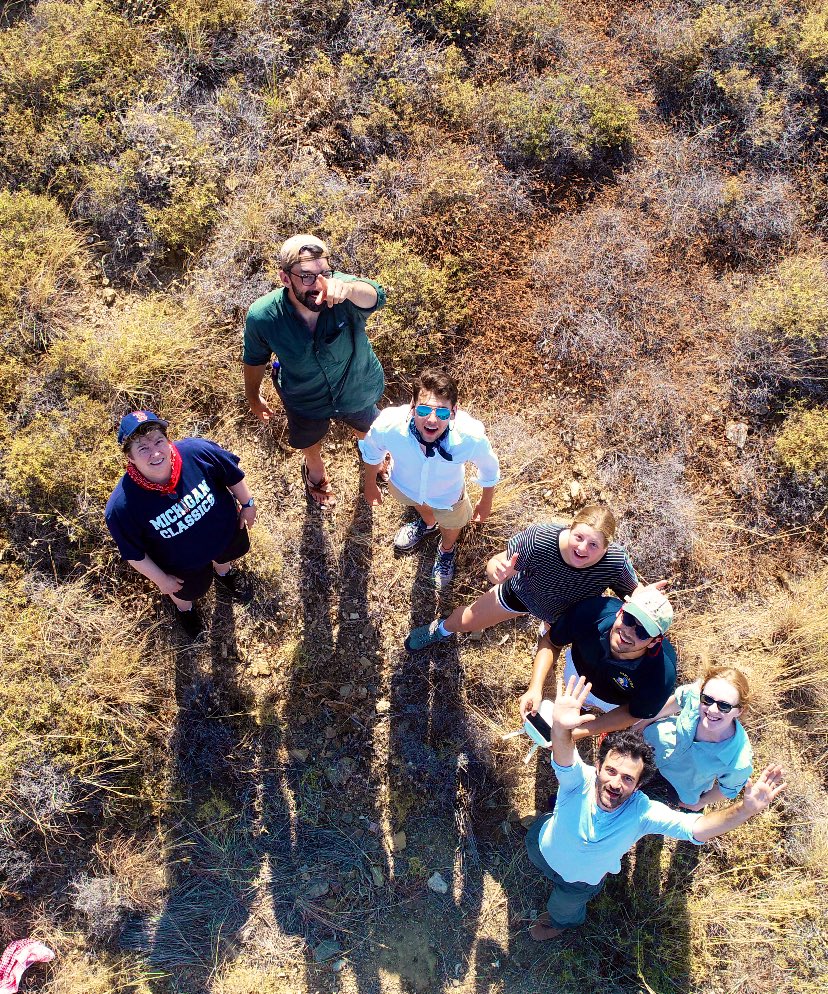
top-left (415, 404), bottom-right (451, 420)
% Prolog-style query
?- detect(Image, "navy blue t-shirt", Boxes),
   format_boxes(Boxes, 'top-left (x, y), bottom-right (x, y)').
top-left (105, 437), bottom-right (245, 573)
top-left (549, 596), bottom-right (677, 718)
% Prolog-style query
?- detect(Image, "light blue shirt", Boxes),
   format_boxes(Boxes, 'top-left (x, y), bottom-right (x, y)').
top-left (358, 405), bottom-right (500, 509)
top-left (540, 751), bottom-right (702, 885)
top-left (643, 682), bottom-right (753, 805)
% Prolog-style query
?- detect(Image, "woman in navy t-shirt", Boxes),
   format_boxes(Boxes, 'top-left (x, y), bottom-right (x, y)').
top-left (105, 411), bottom-right (257, 636)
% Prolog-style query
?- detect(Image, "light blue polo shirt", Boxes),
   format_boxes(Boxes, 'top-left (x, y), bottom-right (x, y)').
top-left (539, 751), bottom-right (702, 885)
top-left (643, 682), bottom-right (753, 805)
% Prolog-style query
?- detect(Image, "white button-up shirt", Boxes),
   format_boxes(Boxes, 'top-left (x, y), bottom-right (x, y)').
top-left (358, 405), bottom-right (500, 509)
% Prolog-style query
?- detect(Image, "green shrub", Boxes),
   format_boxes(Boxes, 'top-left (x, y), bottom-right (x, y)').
top-left (46, 297), bottom-right (206, 406)
top-left (398, 0), bottom-right (494, 40)
top-left (775, 408), bottom-right (828, 477)
top-left (651, 1), bottom-right (816, 163)
top-left (1, 396), bottom-right (121, 515)
top-left (743, 255), bottom-right (828, 344)
top-left (731, 255), bottom-right (828, 414)
top-left (796, 3), bottom-right (828, 72)
top-left (369, 240), bottom-right (468, 374)
top-left (0, 356), bottom-right (25, 411)
top-left (0, 190), bottom-right (86, 353)
top-left (78, 107), bottom-right (222, 261)
top-left (164, 0), bottom-right (254, 38)
top-left (0, 0), bottom-right (159, 194)
top-left (446, 71), bottom-right (637, 175)
top-left (265, 9), bottom-right (442, 161)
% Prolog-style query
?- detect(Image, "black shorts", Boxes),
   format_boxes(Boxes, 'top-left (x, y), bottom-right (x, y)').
top-left (644, 769), bottom-right (684, 808)
top-left (495, 577), bottom-right (530, 614)
top-left (174, 526), bottom-right (250, 601)
top-left (272, 372), bottom-right (380, 449)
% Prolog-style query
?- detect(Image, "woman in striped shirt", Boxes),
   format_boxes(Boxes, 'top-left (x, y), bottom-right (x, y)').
top-left (405, 505), bottom-right (642, 651)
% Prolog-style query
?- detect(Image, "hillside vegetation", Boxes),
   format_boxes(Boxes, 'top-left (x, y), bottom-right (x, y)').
top-left (0, 1), bottom-right (826, 992)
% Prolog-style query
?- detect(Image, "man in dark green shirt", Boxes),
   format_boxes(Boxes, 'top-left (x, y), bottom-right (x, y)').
top-left (243, 234), bottom-right (386, 508)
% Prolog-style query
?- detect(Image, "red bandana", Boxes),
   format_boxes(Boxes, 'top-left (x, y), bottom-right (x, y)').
top-left (126, 443), bottom-right (182, 494)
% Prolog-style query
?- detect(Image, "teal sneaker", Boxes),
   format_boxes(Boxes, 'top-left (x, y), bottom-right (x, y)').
top-left (404, 619), bottom-right (454, 652)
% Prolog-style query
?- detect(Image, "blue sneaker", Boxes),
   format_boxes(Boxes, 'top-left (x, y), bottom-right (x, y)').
top-left (394, 517), bottom-right (438, 551)
top-left (404, 619), bottom-right (454, 652)
top-left (431, 544), bottom-right (456, 588)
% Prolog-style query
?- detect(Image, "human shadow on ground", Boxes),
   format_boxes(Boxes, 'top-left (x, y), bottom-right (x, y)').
top-left (271, 495), bottom-right (390, 989)
top-left (376, 542), bottom-right (514, 992)
top-left (122, 590), bottom-right (274, 992)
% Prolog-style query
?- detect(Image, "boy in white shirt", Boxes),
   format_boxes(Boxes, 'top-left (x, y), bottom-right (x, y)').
top-left (359, 368), bottom-right (500, 587)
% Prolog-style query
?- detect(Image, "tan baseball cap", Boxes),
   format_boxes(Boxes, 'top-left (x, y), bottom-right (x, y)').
top-left (279, 234), bottom-right (329, 271)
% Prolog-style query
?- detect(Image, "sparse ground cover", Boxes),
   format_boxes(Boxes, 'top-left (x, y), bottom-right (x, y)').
top-left (0, 0), bottom-right (826, 992)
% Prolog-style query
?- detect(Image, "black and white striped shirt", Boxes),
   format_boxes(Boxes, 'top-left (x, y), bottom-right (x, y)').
top-left (504, 524), bottom-right (638, 623)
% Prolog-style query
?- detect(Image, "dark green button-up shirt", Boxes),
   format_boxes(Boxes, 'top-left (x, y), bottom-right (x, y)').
top-left (243, 273), bottom-right (386, 418)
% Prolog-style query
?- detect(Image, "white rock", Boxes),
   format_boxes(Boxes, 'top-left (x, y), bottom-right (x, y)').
top-left (427, 872), bottom-right (449, 894)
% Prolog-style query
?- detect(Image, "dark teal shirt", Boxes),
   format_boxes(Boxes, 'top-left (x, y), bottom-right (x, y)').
top-left (243, 273), bottom-right (386, 418)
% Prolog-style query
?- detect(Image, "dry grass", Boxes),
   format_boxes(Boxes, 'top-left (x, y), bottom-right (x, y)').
top-left (0, 1), bottom-right (826, 992)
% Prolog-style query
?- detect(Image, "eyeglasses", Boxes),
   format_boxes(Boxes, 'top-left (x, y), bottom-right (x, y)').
top-left (700, 692), bottom-right (738, 713)
top-left (414, 404), bottom-right (452, 420)
top-left (619, 611), bottom-right (652, 641)
top-left (288, 268), bottom-right (334, 286)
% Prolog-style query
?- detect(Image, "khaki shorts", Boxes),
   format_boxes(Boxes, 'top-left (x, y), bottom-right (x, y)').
top-left (387, 480), bottom-right (473, 529)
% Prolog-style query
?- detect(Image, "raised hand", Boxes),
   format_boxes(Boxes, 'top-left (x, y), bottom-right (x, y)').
top-left (552, 674), bottom-right (594, 731)
top-left (490, 552), bottom-right (519, 583)
top-left (742, 764), bottom-right (787, 815)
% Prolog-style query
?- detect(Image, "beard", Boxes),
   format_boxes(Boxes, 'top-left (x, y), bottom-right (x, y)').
top-left (298, 289), bottom-right (324, 311)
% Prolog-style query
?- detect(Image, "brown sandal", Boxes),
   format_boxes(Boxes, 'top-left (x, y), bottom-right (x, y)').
top-left (302, 462), bottom-right (337, 509)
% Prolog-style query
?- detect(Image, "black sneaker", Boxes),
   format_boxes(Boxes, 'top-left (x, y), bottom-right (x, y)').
top-left (176, 607), bottom-right (203, 638)
top-left (214, 569), bottom-right (253, 604)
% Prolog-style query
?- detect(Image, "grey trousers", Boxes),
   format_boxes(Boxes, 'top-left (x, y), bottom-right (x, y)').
top-left (525, 812), bottom-right (606, 928)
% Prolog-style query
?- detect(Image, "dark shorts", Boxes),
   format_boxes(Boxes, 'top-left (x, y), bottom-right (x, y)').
top-left (525, 812), bottom-right (606, 929)
top-left (174, 525), bottom-right (250, 601)
top-left (272, 373), bottom-right (380, 449)
top-left (496, 577), bottom-right (530, 614)
top-left (645, 769), bottom-right (686, 809)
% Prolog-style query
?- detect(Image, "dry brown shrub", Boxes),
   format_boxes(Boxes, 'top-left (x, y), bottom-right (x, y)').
top-left (37, 947), bottom-right (153, 994)
top-left (366, 140), bottom-right (533, 255)
top-left (531, 206), bottom-right (679, 380)
top-left (623, 134), bottom-right (799, 263)
top-left (193, 151), bottom-right (375, 321)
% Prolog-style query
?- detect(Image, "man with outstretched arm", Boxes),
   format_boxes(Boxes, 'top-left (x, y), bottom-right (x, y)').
top-left (525, 675), bottom-right (787, 941)
top-left (243, 234), bottom-right (386, 510)
top-left (520, 584), bottom-right (677, 740)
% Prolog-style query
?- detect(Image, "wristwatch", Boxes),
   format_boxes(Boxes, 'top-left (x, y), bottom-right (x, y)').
top-left (240, 497), bottom-right (255, 508)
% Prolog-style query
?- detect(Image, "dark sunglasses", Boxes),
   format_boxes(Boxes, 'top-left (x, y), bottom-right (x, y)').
top-left (700, 692), bottom-right (738, 714)
top-left (414, 404), bottom-right (451, 420)
top-left (620, 611), bottom-right (652, 641)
